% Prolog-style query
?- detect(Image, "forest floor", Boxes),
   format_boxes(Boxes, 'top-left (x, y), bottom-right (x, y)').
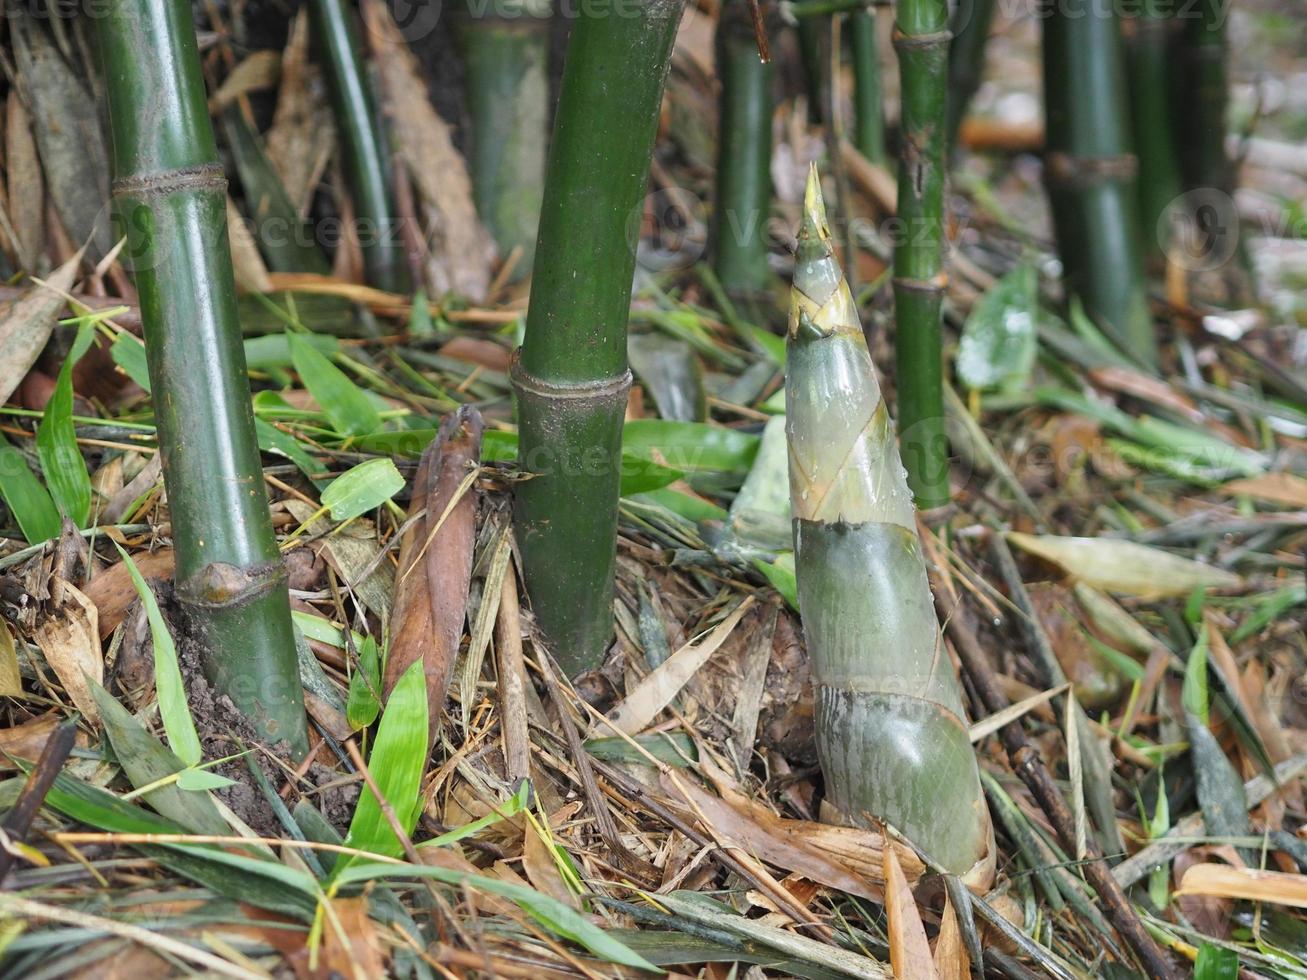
top-left (0, 0), bottom-right (1304, 977)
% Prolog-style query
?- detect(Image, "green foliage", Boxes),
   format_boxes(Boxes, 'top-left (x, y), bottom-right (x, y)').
top-left (957, 263), bottom-right (1038, 393)
top-left (36, 323), bottom-right (96, 526)
top-left (0, 435), bottom-right (60, 543)
top-left (114, 543), bottom-right (202, 767)
top-left (346, 634), bottom-right (382, 730)
top-left (288, 331), bottom-right (381, 436)
top-left (1194, 943), bottom-right (1238, 980)
top-left (320, 458), bottom-right (404, 521)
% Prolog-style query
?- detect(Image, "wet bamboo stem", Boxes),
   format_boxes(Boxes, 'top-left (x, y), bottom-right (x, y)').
top-left (1177, 0), bottom-right (1230, 195)
top-left (893, 0), bottom-right (951, 508)
top-left (713, 1), bottom-right (775, 297)
top-left (458, 0), bottom-right (549, 282)
top-left (1125, 0), bottom-right (1181, 264)
top-left (96, 0), bottom-right (308, 755)
top-left (513, 0), bottom-right (686, 677)
top-left (1042, 0), bottom-right (1156, 366)
top-left (945, 0), bottom-right (996, 146)
top-left (788, 168), bottom-right (993, 883)
top-left (849, 9), bottom-right (886, 166)
top-left (310, 0), bottom-right (407, 293)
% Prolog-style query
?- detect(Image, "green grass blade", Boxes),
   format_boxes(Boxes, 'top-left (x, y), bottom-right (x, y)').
top-left (0, 435), bottom-right (61, 543)
top-left (335, 660), bottom-right (428, 871)
top-left (35, 323), bottom-right (95, 526)
top-left (346, 634), bottom-right (382, 730)
top-left (288, 332), bottom-right (381, 436)
top-left (113, 542), bottom-right (202, 766)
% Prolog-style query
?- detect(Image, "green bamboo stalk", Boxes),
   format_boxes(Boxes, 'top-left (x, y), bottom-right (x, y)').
top-left (513, 0), bottom-right (686, 677)
top-left (893, 0), bottom-right (951, 508)
top-left (309, 0), bottom-right (408, 293)
top-left (945, 0), bottom-right (997, 147)
top-left (1176, 0), bottom-right (1230, 195)
top-left (849, 9), bottom-right (886, 166)
top-left (788, 167), bottom-right (993, 884)
top-left (1125, 0), bottom-right (1182, 264)
top-left (96, 0), bottom-right (308, 755)
top-left (796, 16), bottom-right (827, 124)
top-left (458, 0), bottom-right (550, 282)
top-left (1042, 0), bottom-right (1156, 366)
top-left (713, 0), bottom-right (775, 297)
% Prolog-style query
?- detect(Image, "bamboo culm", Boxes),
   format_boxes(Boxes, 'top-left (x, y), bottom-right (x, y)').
top-left (945, 0), bottom-right (997, 147)
top-left (713, 0), bottom-right (776, 297)
top-left (893, 0), bottom-right (951, 508)
top-left (788, 167), bottom-right (994, 884)
top-left (513, 0), bottom-right (686, 677)
top-left (458, 0), bottom-right (549, 282)
top-left (96, 0), bottom-right (308, 755)
top-left (1125, 0), bottom-right (1182, 263)
top-left (849, 9), bottom-right (886, 166)
top-left (309, 0), bottom-right (408, 294)
top-left (1042, 0), bottom-right (1156, 366)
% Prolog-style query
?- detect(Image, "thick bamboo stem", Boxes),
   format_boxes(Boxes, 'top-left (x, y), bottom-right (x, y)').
top-left (1176, 0), bottom-right (1230, 195)
top-left (458, 0), bottom-right (549, 282)
top-left (1125, 1), bottom-right (1181, 264)
top-left (96, 0), bottom-right (308, 754)
top-left (788, 168), bottom-right (993, 884)
top-left (309, 0), bottom-right (408, 293)
top-left (893, 0), bottom-right (951, 508)
top-left (513, 0), bottom-right (686, 677)
top-left (713, 0), bottom-right (776, 297)
top-left (945, 0), bottom-right (996, 146)
top-left (1042, 0), bottom-right (1156, 366)
top-left (849, 9), bottom-right (886, 166)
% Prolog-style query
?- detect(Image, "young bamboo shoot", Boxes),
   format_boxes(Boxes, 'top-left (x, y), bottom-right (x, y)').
top-left (787, 167), bottom-right (993, 884)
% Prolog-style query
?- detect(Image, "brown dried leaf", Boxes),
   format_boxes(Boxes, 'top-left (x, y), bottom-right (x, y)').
top-left (361, 0), bottom-right (495, 301)
top-left (5, 90), bottom-right (44, 270)
top-left (522, 824), bottom-right (580, 909)
top-left (884, 841), bottom-right (938, 980)
top-left (1175, 863), bottom-right (1307, 909)
top-left (32, 582), bottom-right (102, 723)
top-left (0, 250), bottom-right (83, 406)
top-left (932, 891), bottom-right (971, 980)
top-left (0, 620), bottom-right (22, 697)
top-left (1220, 472), bottom-right (1307, 509)
top-left (0, 713), bottom-right (86, 768)
top-left (226, 196), bottom-right (273, 293)
top-left (265, 12), bottom-right (336, 218)
top-left (208, 50), bottom-right (281, 112)
top-left (82, 547), bottom-right (174, 639)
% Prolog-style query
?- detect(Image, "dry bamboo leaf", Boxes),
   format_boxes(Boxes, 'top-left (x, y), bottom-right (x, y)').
top-left (82, 547), bottom-right (174, 639)
top-left (603, 597), bottom-right (754, 736)
top-left (32, 583), bottom-right (102, 723)
top-left (883, 843), bottom-right (938, 980)
top-left (663, 770), bottom-right (917, 901)
top-left (1006, 532), bottom-right (1242, 598)
top-left (932, 891), bottom-right (971, 980)
top-left (5, 90), bottom-right (44, 270)
top-left (361, 0), bottom-right (495, 301)
top-left (0, 620), bottom-right (22, 697)
top-left (0, 713), bottom-right (80, 768)
top-left (318, 896), bottom-right (387, 979)
top-left (1220, 472), bottom-right (1307, 509)
top-left (0, 250), bottom-right (83, 405)
top-left (522, 823), bottom-right (580, 910)
top-left (1175, 864), bottom-right (1307, 909)
top-left (208, 50), bottom-right (281, 112)
top-left (226, 196), bottom-right (273, 293)
top-left (265, 12), bottom-right (336, 218)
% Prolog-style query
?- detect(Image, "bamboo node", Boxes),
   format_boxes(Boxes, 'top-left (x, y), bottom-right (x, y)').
top-left (508, 350), bottom-right (632, 405)
top-left (890, 27), bottom-right (952, 50)
top-left (111, 163), bottom-right (227, 198)
top-left (175, 558), bottom-right (288, 609)
top-left (1044, 152), bottom-right (1138, 188)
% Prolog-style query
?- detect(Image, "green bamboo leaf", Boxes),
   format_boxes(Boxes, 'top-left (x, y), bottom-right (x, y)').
top-left (621, 419), bottom-right (760, 475)
top-left (110, 332), bottom-right (151, 391)
top-left (288, 331), bottom-right (381, 436)
top-left (255, 417), bottom-right (327, 481)
top-left (618, 455), bottom-right (684, 495)
top-left (956, 263), bottom-right (1037, 393)
top-left (113, 543), bottom-right (202, 767)
top-left (332, 860), bottom-right (658, 972)
top-left (244, 332), bottom-right (339, 370)
top-left (175, 768), bottom-right (238, 792)
top-left (336, 660), bottom-right (428, 871)
top-left (320, 458), bottom-right (405, 521)
top-left (585, 733), bottom-right (698, 767)
top-left (1194, 943), bottom-right (1238, 980)
top-left (1182, 628), bottom-right (1210, 723)
top-left (0, 435), bottom-right (61, 544)
top-left (628, 332), bottom-right (707, 422)
top-left (36, 323), bottom-right (96, 526)
top-left (346, 634), bottom-right (382, 730)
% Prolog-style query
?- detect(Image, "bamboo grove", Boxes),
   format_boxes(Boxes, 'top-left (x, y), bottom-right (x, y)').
top-left (2, 0), bottom-right (1255, 961)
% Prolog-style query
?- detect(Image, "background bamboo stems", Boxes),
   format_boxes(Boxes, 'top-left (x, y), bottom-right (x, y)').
top-left (1125, 0), bottom-right (1183, 265)
top-left (1042, 0), bottom-right (1157, 367)
top-left (945, 0), bottom-right (996, 147)
top-left (458, 0), bottom-right (550, 283)
top-left (713, 0), bottom-right (777, 298)
top-left (96, 0), bottom-right (309, 754)
top-left (513, 0), bottom-right (687, 677)
top-left (893, 0), bottom-right (952, 508)
top-left (849, 8), bottom-right (887, 166)
top-left (309, 0), bottom-right (408, 294)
